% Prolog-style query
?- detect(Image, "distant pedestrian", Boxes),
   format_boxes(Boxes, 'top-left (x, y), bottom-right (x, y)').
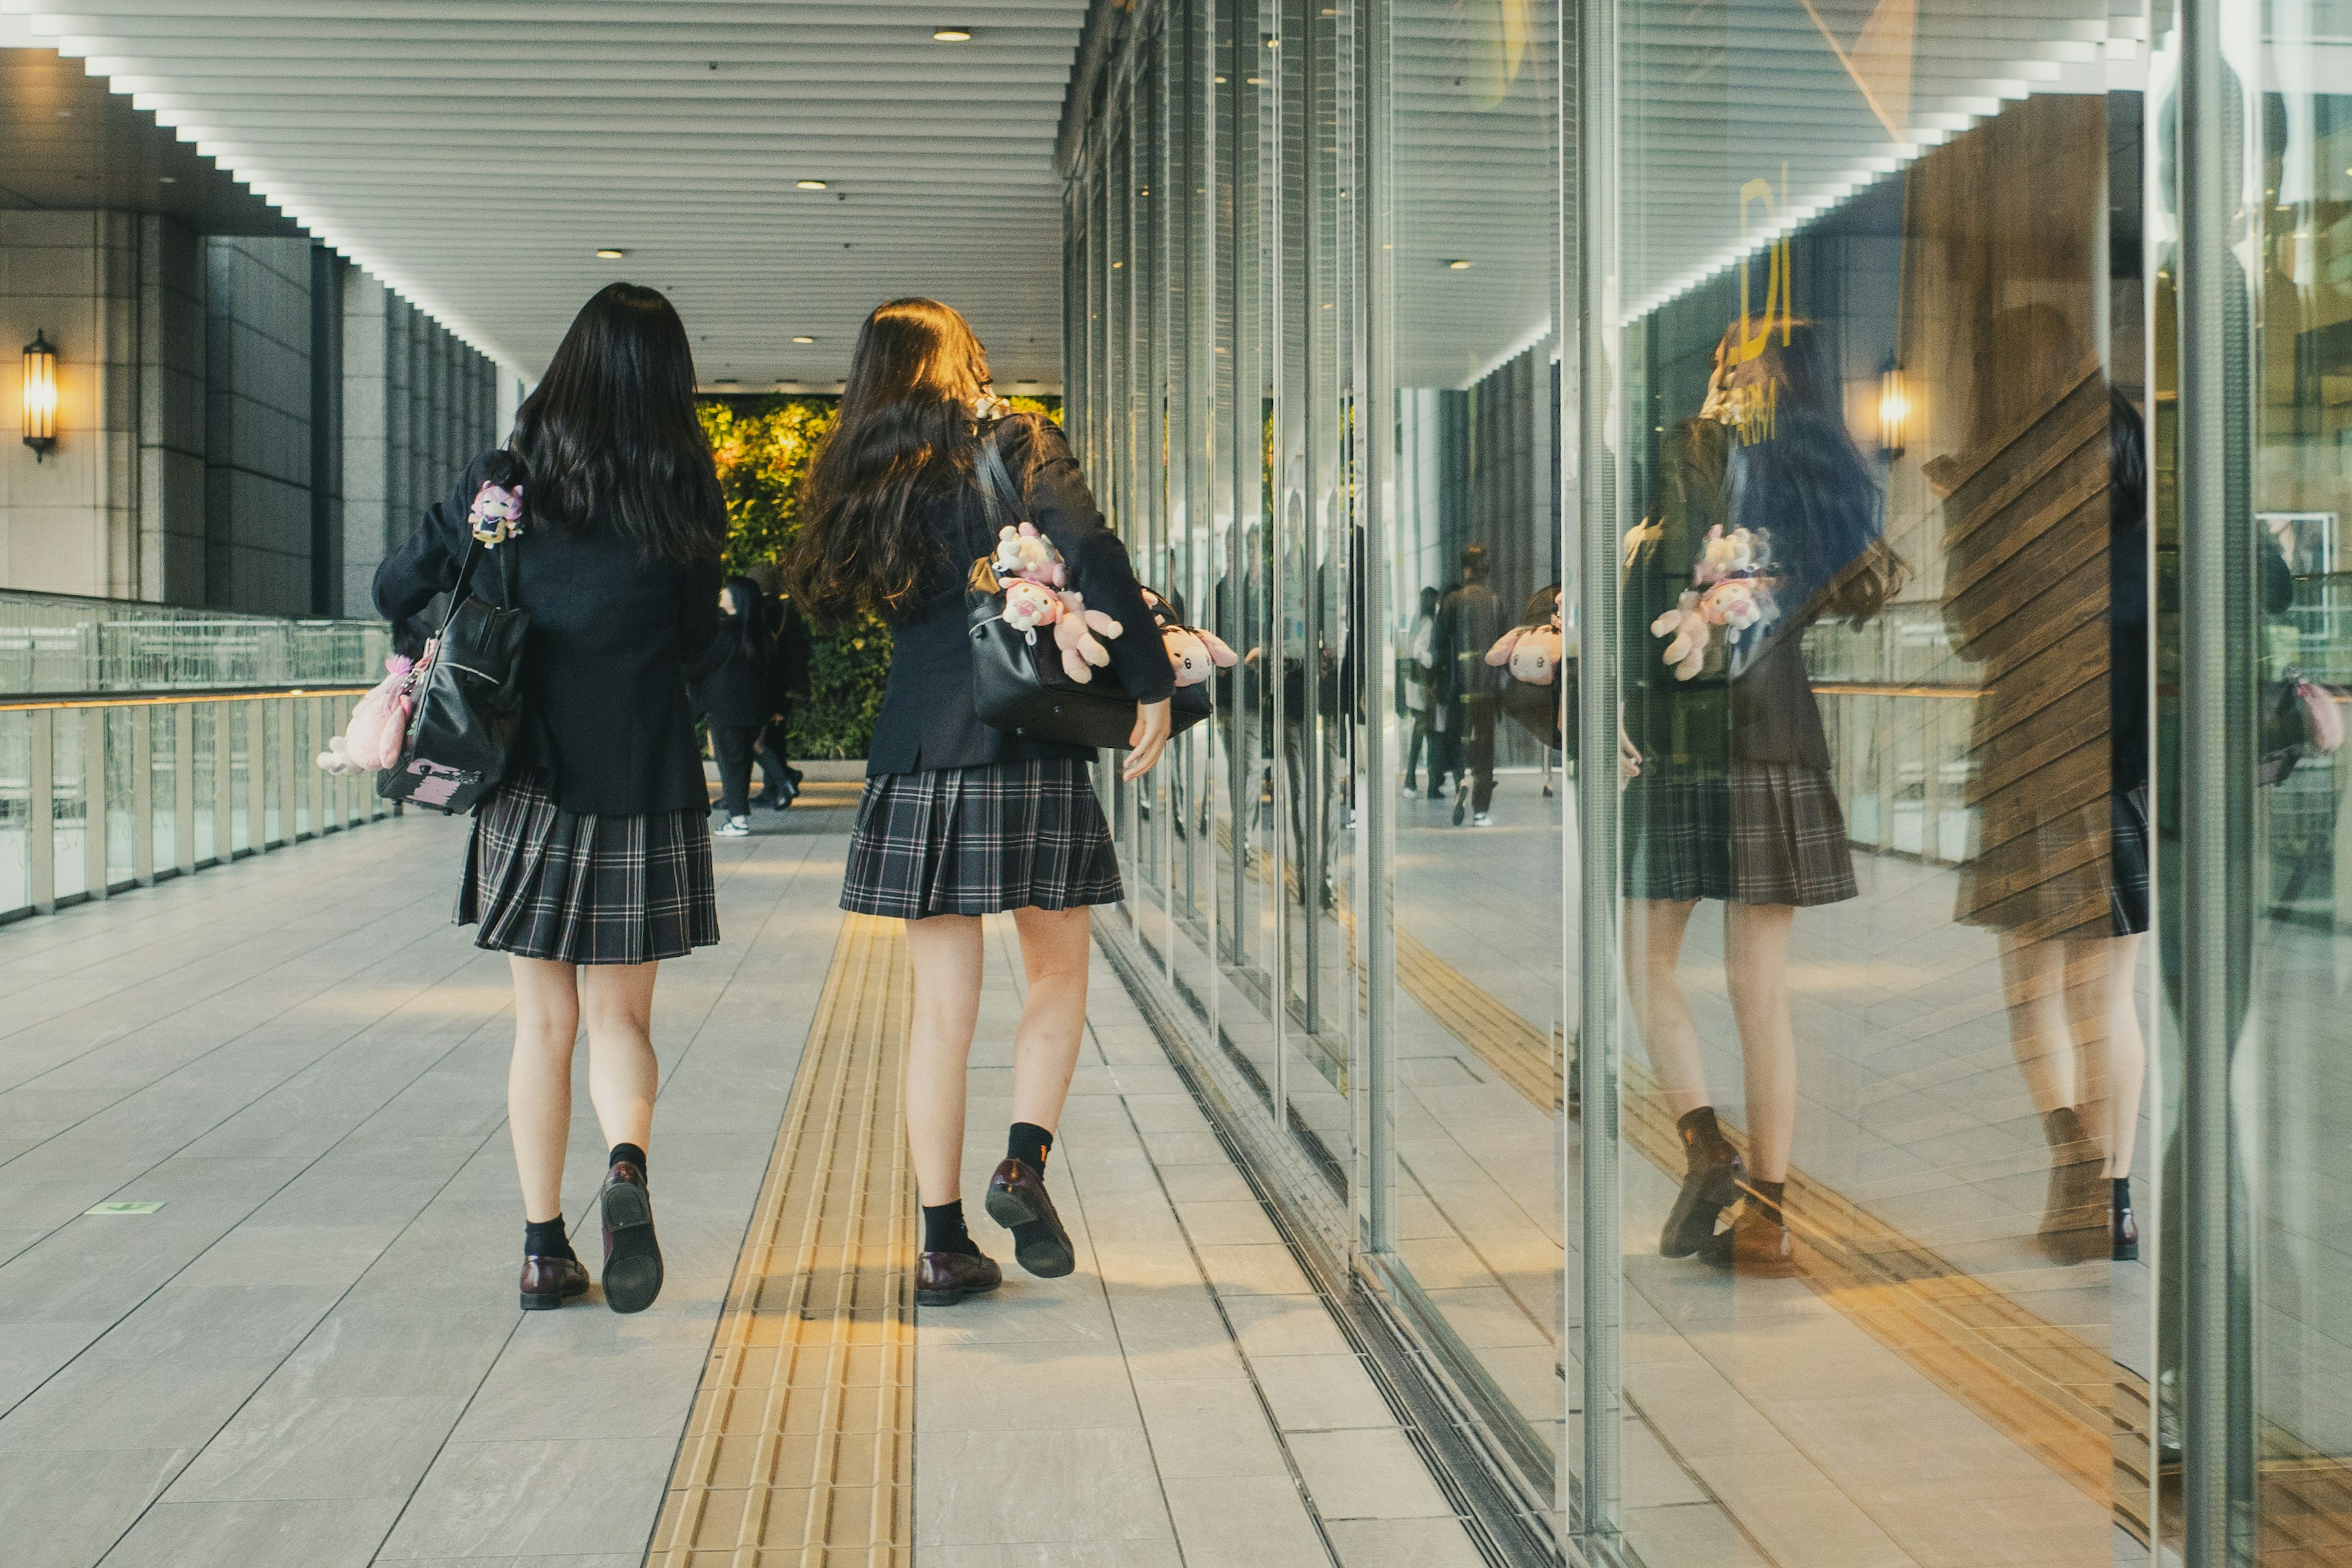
top-left (690, 575), bottom-right (792, 835)
top-left (374, 282), bottom-right (726, 1317)
top-left (784, 296), bottom-right (1172, 1309)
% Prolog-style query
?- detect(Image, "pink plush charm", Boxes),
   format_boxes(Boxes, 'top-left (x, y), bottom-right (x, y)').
top-left (992, 521), bottom-right (1065, 587)
top-left (317, 654), bottom-right (417, 774)
top-left (1001, 577), bottom-right (1063, 631)
top-left (1048, 590), bottom-right (1122, 683)
top-left (468, 482), bottom-right (525, 546)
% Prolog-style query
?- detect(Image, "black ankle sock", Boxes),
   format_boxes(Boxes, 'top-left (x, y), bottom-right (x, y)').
top-left (609, 1142), bottom-right (647, 1174)
top-left (1676, 1106), bottom-right (1727, 1155)
top-left (524, 1216), bottom-right (574, 1261)
top-left (2112, 1177), bottom-right (2133, 1214)
top-left (922, 1200), bottom-right (981, 1257)
top-left (1742, 1178), bottom-right (1787, 1229)
top-left (1007, 1121), bottom-right (1055, 1173)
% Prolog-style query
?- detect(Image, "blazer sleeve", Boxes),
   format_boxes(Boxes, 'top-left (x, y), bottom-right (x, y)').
top-left (677, 556), bottom-right (725, 674)
top-left (1011, 416), bottom-right (1176, 704)
top-left (373, 451), bottom-right (497, 624)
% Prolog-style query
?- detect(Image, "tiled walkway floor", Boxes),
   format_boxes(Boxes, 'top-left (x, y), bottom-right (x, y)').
top-left (0, 788), bottom-right (1480, 1567)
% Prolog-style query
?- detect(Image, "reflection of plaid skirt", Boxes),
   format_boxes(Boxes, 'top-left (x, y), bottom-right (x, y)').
top-left (842, 759), bottom-right (1122, 919)
top-left (1623, 760), bottom-right (1856, 907)
top-left (457, 775), bottom-right (718, 964)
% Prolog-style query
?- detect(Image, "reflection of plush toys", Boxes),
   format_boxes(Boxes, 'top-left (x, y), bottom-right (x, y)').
top-left (1164, 623), bottom-right (1240, 687)
top-left (1485, 622), bottom-right (1566, 685)
top-left (992, 522), bottom-right (1065, 587)
top-left (317, 655), bottom-right (417, 774)
top-left (1700, 576), bottom-right (1766, 633)
top-left (1651, 591), bottom-right (1711, 680)
top-left (1693, 523), bottom-right (1766, 584)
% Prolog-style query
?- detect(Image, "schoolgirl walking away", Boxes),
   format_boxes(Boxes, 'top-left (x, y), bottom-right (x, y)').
top-left (375, 282), bottom-right (726, 1315)
top-left (785, 296), bottom-right (1172, 1307)
top-left (691, 575), bottom-right (793, 835)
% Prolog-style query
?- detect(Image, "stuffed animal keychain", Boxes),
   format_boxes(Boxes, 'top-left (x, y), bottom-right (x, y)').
top-left (317, 654), bottom-right (419, 775)
top-left (1487, 592), bottom-right (1566, 685)
top-left (1137, 586), bottom-right (1238, 687)
top-left (998, 574), bottom-right (1125, 683)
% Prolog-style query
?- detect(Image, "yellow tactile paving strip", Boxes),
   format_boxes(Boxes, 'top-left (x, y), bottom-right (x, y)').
top-left (647, 912), bottom-right (915, 1568)
top-left (1388, 931), bottom-right (2154, 1539)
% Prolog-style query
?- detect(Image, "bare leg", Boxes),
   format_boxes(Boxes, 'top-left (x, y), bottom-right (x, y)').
top-left (1997, 932), bottom-right (2079, 1119)
top-left (905, 913), bottom-right (986, 1205)
top-left (508, 956), bottom-right (582, 1223)
top-left (1624, 898), bottom-right (1709, 1119)
top-left (2064, 932), bottom-right (2147, 1178)
top-left (1722, 902), bottom-right (1797, 1183)
top-left (579, 960), bottom-right (661, 1155)
top-left (1009, 906), bottom-right (1093, 1134)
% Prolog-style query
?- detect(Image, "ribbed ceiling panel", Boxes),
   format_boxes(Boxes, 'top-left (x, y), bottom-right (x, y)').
top-left (0, 1), bottom-right (1088, 387)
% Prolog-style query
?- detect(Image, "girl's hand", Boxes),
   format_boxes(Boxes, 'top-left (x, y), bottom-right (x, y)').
top-left (1618, 723), bottom-right (1643, 779)
top-left (1123, 699), bottom-right (1174, 780)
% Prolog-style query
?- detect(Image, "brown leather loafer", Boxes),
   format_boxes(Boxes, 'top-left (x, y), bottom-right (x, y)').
top-left (915, 1248), bottom-right (1003, 1307)
top-left (599, 1158), bottom-right (663, 1314)
top-left (984, 1157), bottom-right (1075, 1279)
top-left (519, 1253), bottom-right (589, 1311)
top-left (1700, 1203), bottom-right (1798, 1278)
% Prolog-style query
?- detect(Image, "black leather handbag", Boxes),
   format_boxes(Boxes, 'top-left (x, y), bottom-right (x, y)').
top-left (378, 536), bottom-right (529, 813)
top-left (964, 429), bottom-right (1210, 749)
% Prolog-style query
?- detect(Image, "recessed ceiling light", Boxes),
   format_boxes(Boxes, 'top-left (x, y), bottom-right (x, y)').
top-left (157, 175), bottom-right (177, 184)
top-left (1446, 258), bottom-right (1473, 270)
top-left (796, 179), bottom-right (829, 190)
top-left (792, 336), bottom-right (816, 344)
top-left (933, 28), bottom-right (973, 42)
top-left (596, 247), bottom-right (627, 258)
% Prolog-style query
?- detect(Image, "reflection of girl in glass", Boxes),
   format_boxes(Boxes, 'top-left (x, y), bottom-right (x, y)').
top-left (1621, 320), bottom-right (1904, 1275)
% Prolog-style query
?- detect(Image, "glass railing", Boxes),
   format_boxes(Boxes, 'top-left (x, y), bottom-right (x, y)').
top-left (0, 589), bottom-right (392, 695)
top-left (0, 595), bottom-right (395, 922)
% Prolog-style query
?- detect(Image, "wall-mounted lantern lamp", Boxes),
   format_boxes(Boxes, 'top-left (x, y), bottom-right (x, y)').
top-left (22, 330), bottom-right (58, 461)
top-left (1877, 363), bottom-right (1910, 459)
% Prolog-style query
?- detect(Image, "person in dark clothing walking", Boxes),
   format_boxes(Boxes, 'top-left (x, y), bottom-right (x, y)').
top-left (752, 596), bottom-right (815, 807)
top-left (374, 282), bottom-right (726, 1317)
top-left (690, 575), bottom-right (793, 835)
top-left (1436, 544), bottom-right (1506, 824)
top-left (784, 297), bottom-right (1172, 1310)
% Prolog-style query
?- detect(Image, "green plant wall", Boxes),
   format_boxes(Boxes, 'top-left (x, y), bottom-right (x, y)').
top-left (698, 394), bottom-right (1058, 760)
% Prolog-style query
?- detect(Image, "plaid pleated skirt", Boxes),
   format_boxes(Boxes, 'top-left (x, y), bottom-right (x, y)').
top-left (456, 774), bottom-right (719, 964)
top-left (1623, 759), bottom-right (1858, 907)
top-left (842, 759), bottom-right (1123, 919)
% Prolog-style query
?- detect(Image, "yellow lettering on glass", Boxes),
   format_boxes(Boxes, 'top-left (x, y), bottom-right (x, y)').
top-left (1736, 166), bottom-right (1793, 364)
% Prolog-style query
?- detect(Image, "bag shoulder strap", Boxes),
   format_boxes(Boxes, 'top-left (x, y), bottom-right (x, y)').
top-left (974, 420), bottom-right (1023, 529)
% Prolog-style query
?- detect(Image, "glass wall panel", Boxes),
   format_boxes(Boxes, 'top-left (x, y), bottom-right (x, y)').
top-left (2203, 6), bottom-right (2352, 1559)
top-left (1378, 0), bottom-right (1570, 1495)
top-left (1597, 0), bottom-right (2157, 1560)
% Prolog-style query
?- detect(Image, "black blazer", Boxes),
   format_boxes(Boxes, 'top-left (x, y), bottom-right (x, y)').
top-left (867, 414), bottom-right (1174, 776)
top-left (374, 450), bottom-right (723, 816)
top-left (688, 616), bottom-right (791, 729)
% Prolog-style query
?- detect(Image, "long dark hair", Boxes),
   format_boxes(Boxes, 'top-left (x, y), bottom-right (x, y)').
top-left (1722, 320), bottom-right (1907, 625)
top-left (783, 296), bottom-right (997, 627)
top-left (510, 283), bottom-right (725, 564)
top-left (721, 575), bottom-right (773, 666)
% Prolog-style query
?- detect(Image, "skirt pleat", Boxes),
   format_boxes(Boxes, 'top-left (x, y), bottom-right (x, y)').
top-left (458, 775), bottom-right (718, 963)
top-left (1624, 759), bottom-right (1856, 908)
top-left (842, 759), bottom-right (1123, 919)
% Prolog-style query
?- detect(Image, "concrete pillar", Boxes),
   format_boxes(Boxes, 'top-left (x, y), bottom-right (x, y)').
top-left (137, 214), bottom-right (207, 604)
top-left (340, 273), bottom-right (391, 615)
top-left (203, 235), bottom-right (314, 614)
top-left (308, 246), bottom-right (344, 614)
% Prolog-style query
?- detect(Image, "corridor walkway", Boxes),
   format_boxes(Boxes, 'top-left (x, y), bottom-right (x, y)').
top-left (0, 788), bottom-right (1481, 1568)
